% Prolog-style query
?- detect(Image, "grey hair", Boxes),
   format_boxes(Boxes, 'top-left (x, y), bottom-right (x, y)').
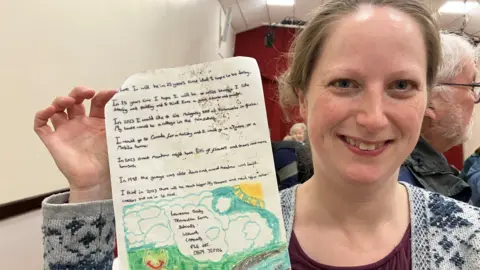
top-left (434, 33), bottom-right (478, 87)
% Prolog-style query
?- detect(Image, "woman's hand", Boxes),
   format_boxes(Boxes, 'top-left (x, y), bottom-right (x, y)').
top-left (34, 86), bottom-right (117, 203)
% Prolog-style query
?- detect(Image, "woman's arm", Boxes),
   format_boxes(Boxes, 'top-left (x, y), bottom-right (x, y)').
top-left (42, 192), bottom-right (116, 270)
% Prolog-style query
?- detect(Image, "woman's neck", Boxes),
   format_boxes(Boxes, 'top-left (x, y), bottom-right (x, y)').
top-left (296, 172), bottom-right (409, 232)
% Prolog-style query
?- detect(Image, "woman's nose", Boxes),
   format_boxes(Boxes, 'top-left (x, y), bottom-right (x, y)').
top-left (356, 89), bottom-right (388, 132)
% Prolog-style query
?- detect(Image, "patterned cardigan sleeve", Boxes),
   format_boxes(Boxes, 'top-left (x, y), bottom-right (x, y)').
top-left (42, 192), bottom-right (116, 270)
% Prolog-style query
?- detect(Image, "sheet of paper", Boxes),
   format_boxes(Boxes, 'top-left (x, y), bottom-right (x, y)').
top-left (105, 57), bottom-right (290, 270)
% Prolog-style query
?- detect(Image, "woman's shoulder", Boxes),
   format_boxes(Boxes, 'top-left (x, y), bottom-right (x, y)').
top-left (279, 185), bottom-right (299, 243)
top-left (406, 183), bottom-right (480, 231)
top-left (405, 182), bottom-right (480, 217)
top-left (280, 185), bottom-right (298, 215)
top-left (405, 184), bottom-right (480, 268)
top-left (280, 185), bottom-right (297, 201)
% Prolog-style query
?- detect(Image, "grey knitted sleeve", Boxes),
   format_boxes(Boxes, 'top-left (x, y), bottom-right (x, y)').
top-left (42, 192), bottom-right (116, 270)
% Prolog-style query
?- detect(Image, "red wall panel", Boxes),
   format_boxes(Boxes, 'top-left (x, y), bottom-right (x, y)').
top-left (444, 145), bottom-right (464, 170)
top-left (234, 26), bottom-right (300, 141)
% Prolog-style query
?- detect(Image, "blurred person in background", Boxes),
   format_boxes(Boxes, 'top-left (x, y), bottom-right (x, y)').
top-left (399, 33), bottom-right (479, 204)
top-left (284, 122), bottom-right (307, 144)
top-left (463, 146), bottom-right (480, 206)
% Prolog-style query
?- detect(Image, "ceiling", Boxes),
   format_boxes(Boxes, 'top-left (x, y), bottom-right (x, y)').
top-left (218, 0), bottom-right (480, 38)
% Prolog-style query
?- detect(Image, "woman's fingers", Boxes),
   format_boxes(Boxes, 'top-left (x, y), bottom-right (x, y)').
top-left (35, 96), bottom-right (75, 134)
top-left (34, 96), bottom-right (74, 133)
top-left (34, 87), bottom-right (112, 141)
top-left (51, 96), bottom-right (76, 111)
top-left (34, 105), bottom-right (56, 137)
top-left (50, 112), bottom-right (69, 130)
top-left (67, 86), bottom-right (96, 119)
top-left (90, 90), bottom-right (117, 118)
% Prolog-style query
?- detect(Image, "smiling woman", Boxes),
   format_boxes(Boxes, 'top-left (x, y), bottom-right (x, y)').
top-left (278, 0), bottom-right (480, 269)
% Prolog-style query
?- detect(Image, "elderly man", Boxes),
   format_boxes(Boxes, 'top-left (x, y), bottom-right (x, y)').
top-left (399, 33), bottom-right (479, 203)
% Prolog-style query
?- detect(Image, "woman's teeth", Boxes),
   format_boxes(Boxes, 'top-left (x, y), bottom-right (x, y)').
top-left (344, 137), bottom-right (385, 151)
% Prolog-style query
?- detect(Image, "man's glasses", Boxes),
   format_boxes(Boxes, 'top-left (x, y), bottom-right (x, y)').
top-left (440, 82), bottom-right (480, 104)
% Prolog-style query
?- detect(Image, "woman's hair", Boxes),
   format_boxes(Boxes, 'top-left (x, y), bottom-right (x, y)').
top-left (476, 146), bottom-right (480, 154)
top-left (289, 123), bottom-right (307, 135)
top-left (277, 0), bottom-right (442, 110)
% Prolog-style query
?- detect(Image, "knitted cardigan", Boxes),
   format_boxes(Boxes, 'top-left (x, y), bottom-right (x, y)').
top-left (42, 183), bottom-right (480, 270)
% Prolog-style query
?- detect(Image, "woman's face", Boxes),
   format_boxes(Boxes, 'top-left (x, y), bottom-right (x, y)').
top-left (299, 6), bottom-right (428, 184)
top-left (292, 127), bottom-right (305, 142)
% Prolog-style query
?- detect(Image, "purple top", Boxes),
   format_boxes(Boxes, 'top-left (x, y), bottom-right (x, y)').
top-left (289, 226), bottom-right (411, 270)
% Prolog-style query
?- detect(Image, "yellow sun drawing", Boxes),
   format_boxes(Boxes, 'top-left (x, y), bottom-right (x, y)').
top-left (234, 183), bottom-right (265, 208)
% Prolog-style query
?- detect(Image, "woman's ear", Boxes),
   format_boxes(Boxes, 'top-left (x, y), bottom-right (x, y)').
top-left (296, 88), bottom-right (308, 120)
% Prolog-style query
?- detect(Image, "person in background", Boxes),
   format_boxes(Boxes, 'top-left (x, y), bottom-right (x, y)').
top-left (35, 1), bottom-right (480, 269)
top-left (284, 122), bottom-right (307, 143)
top-left (272, 139), bottom-right (313, 190)
top-left (399, 33), bottom-right (479, 203)
top-left (463, 147), bottom-right (480, 206)
top-left (462, 146), bottom-right (480, 179)
top-left (277, 124), bottom-right (312, 190)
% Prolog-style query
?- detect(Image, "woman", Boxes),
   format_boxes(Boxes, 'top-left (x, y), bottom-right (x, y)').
top-left (277, 1), bottom-right (480, 268)
top-left (36, 1), bottom-right (480, 269)
top-left (284, 123), bottom-right (307, 143)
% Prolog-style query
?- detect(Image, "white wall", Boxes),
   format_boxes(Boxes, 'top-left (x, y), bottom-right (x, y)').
top-left (0, 0), bottom-right (235, 204)
top-left (0, 210), bottom-right (43, 270)
top-left (463, 61), bottom-right (480, 159)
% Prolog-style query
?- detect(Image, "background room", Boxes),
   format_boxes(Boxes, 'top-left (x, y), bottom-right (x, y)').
top-left (0, 0), bottom-right (479, 268)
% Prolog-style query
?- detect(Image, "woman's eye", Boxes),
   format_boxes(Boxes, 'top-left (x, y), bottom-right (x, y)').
top-left (329, 79), bottom-right (357, 89)
top-left (391, 80), bottom-right (415, 91)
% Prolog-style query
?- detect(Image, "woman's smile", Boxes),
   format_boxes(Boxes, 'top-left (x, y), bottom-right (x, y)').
top-left (338, 135), bottom-right (393, 157)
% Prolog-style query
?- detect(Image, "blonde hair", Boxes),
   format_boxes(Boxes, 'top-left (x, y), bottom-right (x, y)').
top-left (290, 123), bottom-right (307, 135)
top-left (278, 0), bottom-right (441, 110)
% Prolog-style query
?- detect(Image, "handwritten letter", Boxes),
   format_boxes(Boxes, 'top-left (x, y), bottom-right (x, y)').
top-left (105, 57), bottom-right (290, 270)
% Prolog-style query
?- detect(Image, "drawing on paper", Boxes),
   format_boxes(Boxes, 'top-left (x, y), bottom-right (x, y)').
top-left (123, 182), bottom-right (290, 269)
top-left (143, 250), bottom-right (168, 269)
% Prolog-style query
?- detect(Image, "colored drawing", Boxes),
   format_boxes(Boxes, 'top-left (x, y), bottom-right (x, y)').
top-left (123, 183), bottom-right (289, 269)
top-left (234, 183), bottom-right (265, 208)
top-left (144, 250), bottom-right (168, 269)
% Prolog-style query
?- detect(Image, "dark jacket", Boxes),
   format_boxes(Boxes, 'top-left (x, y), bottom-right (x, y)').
top-left (462, 153), bottom-right (480, 206)
top-left (460, 153), bottom-right (480, 180)
top-left (271, 140), bottom-right (313, 190)
top-left (400, 137), bottom-right (471, 203)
